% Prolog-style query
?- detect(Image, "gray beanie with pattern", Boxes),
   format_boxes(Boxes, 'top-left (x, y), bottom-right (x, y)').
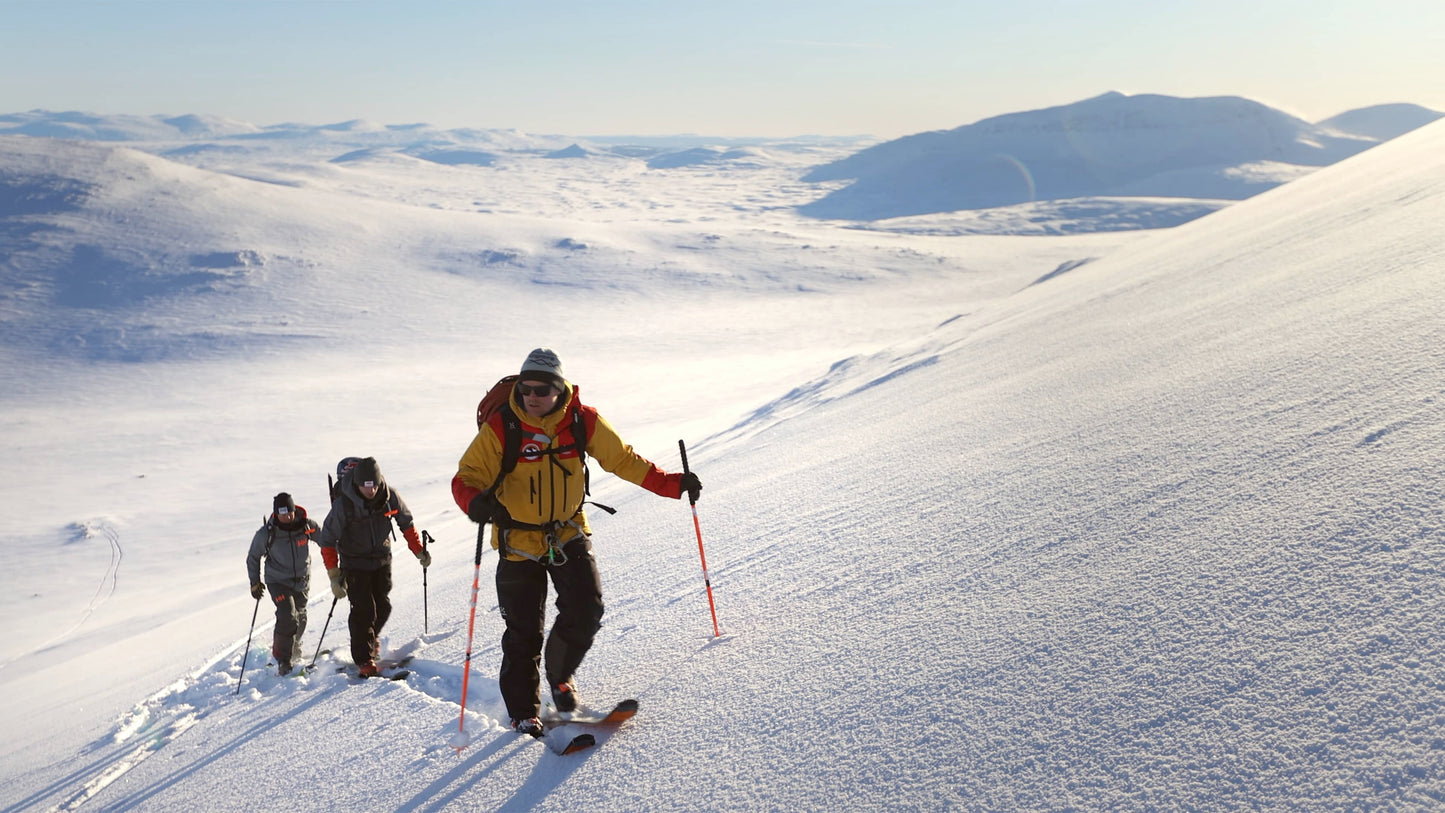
top-left (519, 347), bottom-right (565, 387)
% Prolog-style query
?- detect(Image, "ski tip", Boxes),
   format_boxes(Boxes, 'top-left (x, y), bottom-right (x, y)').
top-left (557, 733), bottom-right (596, 755)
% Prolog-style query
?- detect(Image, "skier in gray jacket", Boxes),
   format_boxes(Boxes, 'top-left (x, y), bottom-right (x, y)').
top-left (245, 492), bottom-right (320, 675)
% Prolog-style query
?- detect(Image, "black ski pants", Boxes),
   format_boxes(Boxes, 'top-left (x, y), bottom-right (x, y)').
top-left (268, 583), bottom-right (308, 665)
top-left (344, 565), bottom-right (392, 667)
top-left (496, 535), bottom-right (604, 721)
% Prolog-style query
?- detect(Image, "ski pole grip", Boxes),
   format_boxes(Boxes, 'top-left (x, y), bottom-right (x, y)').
top-left (474, 523), bottom-right (486, 566)
top-left (679, 439), bottom-right (691, 474)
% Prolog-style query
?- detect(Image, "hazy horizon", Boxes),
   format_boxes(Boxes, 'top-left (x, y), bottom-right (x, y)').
top-left (4, 1), bottom-right (1443, 139)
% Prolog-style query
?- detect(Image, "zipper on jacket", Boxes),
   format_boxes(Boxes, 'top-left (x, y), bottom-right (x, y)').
top-left (546, 438), bottom-right (558, 523)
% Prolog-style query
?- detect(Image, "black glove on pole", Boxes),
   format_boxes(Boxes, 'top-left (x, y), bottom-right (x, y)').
top-left (467, 493), bottom-right (496, 524)
top-left (236, 592), bottom-right (263, 695)
top-left (679, 440), bottom-right (721, 638)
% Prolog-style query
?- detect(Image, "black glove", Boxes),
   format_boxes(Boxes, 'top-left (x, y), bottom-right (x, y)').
top-left (680, 472), bottom-right (702, 503)
top-left (250, 582), bottom-right (265, 600)
top-left (467, 492), bottom-right (498, 524)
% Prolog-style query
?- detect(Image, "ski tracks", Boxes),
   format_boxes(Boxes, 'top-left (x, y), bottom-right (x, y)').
top-left (32, 633), bottom-right (515, 811)
top-left (55, 521), bottom-right (123, 651)
top-left (41, 656), bottom-right (222, 812)
top-left (0, 520), bottom-right (122, 674)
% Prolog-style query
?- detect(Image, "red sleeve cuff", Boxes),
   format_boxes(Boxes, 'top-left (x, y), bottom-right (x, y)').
top-left (643, 469), bottom-right (683, 499)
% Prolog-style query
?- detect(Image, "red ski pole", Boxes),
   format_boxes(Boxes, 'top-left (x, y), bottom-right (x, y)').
top-left (450, 524), bottom-right (487, 752)
top-left (679, 440), bottom-right (721, 638)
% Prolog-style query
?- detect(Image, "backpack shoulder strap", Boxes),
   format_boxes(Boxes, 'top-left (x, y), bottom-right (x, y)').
top-left (571, 404), bottom-right (590, 464)
top-left (485, 404), bottom-right (524, 492)
top-left (569, 401), bottom-right (612, 510)
top-left (262, 516), bottom-right (279, 558)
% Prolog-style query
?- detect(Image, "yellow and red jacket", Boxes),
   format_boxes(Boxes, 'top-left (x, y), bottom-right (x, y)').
top-left (451, 383), bottom-right (682, 561)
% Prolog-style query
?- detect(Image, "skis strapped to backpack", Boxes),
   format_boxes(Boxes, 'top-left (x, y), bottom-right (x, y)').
top-left (328, 456), bottom-right (363, 505)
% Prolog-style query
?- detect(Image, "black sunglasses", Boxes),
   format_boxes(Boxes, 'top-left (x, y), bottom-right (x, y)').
top-left (517, 382), bottom-right (557, 397)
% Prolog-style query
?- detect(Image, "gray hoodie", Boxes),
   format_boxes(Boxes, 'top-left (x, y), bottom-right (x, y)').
top-left (246, 507), bottom-right (319, 591)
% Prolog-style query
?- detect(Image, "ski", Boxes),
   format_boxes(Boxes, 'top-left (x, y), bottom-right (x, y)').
top-left (337, 655), bottom-right (414, 681)
top-left (556, 733), bottom-right (596, 755)
top-left (541, 698), bottom-right (638, 728)
top-left (534, 730), bottom-right (596, 755)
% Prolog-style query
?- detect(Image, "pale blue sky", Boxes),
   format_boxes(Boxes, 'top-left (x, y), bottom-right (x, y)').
top-left (2, 0), bottom-right (1441, 138)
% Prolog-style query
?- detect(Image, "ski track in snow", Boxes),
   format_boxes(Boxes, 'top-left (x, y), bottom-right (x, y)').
top-left (0, 521), bottom-right (122, 674)
top-left (19, 631), bottom-right (555, 812)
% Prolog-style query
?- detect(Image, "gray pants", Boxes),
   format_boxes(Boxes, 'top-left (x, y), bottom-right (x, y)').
top-left (268, 583), bottom-right (308, 664)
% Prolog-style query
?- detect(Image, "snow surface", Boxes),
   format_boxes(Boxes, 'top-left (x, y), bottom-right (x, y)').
top-left (2, 110), bottom-right (1444, 811)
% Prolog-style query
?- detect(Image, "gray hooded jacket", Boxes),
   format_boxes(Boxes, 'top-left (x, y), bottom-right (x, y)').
top-left (246, 507), bottom-right (319, 591)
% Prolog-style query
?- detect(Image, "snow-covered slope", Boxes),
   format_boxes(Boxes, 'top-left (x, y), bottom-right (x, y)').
top-left (0, 132), bottom-right (987, 366)
top-left (2, 117), bottom-right (1443, 811)
top-left (799, 92), bottom-right (1394, 221)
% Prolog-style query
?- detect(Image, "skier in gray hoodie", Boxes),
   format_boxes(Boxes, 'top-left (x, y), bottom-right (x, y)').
top-left (245, 492), bottom-right (320, 675)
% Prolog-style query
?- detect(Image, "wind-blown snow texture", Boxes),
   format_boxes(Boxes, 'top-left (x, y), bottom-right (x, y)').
top-left (1, 105), bottom-right (1443, 811)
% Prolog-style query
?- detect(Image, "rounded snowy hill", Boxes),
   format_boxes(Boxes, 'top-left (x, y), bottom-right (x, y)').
top-left (800, 92), bottom-right (1386, 220)
top-left (1318, 102), bottom-right (1444, 141)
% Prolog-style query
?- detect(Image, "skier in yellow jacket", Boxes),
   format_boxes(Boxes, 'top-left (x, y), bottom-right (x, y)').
top-left (451, 348), bottom-right (701, 737)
